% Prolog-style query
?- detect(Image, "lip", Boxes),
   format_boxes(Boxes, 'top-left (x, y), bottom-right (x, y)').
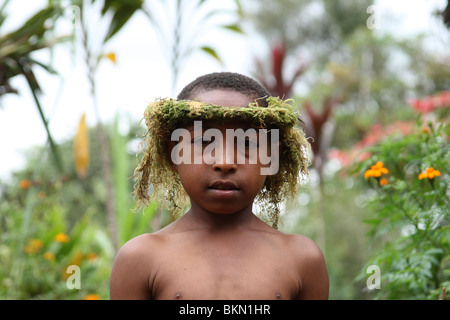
top-left (208, 181), bottom-right (240, 199)
top-left (208, 180), bottom-right (239, 191)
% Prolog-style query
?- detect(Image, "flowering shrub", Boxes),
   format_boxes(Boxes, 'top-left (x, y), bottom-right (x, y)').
top-left (0, 117), bottom-right (156, 299)
top-left (0, 179), bottom-right (114, 299)
top-left (363, 161), bottom-right (389, 180)
top-left (354, 119), bottom-right (449, 299)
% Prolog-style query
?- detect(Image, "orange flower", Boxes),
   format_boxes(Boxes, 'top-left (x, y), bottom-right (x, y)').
top-left (87, 252), bottom-right (98, 261)
top-left (43, 252), bottom-right (55, 261)
top-left (19, 179), bottom-right (32, 189)
top-left (418, 167), bottom-right (441, 180)
top-left (83, 294), bottom-right (101, 300)
top-left (24, 239), bottom-right (43, 254)
top-left (54, 232), bottom-right (70, 243)
top-left (379, 178), bottom-right (389, 186)
top-left (364, 161), bottom-right (389, 179)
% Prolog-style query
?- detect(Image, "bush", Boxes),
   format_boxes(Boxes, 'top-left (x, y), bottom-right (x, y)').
top-left (0, 186), bottom-right (114, 299)
top-left (0, 117), bottom-right (156, 299)
top-left (354, 119), bottom-right (449, 299)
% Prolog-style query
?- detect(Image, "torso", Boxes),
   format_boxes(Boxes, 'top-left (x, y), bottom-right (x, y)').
top-left (144, 221), bottom-right (303, 300)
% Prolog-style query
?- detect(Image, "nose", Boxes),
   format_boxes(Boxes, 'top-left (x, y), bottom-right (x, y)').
top-left (211, 139), bottom-right (237, 173)
top-left (212, 161), bottom-right (237, 173)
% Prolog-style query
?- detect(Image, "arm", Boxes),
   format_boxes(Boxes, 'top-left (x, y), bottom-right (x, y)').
top-left (294, 236), bottom-right (329, 300)
top-left (110, 235), bottom-right (153, 300)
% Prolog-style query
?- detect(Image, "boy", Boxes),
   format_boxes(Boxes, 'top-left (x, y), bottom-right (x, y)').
top-left (110, 72), bottom-right (329, 299)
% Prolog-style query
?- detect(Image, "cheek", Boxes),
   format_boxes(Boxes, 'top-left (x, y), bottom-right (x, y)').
top-left (245, 166), bottom-right (267, 191)
top-left (175, 164), bottom-right (206, 191)
top-left (256, 174), bottom-right (267, 190)
top-left (176, 165), bottom-right (194, 180)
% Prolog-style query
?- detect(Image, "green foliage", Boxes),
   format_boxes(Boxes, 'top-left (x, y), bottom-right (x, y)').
top-left (0, 3), bottom-right (67, 172)
top-left (0, 181), bottom-right (114, 299)
top-left (142, 0), bottom-right (243, 93)
top-left (92, 0), bottom-right (144, 42)
top-left (354, 119), bottom-right (449, 299)
top-left (0, 116), bottom-right (157, 299)
top-left (282, 174), bottom-right (374, 300)
top-left (110, 115), bottom-right (157, 246)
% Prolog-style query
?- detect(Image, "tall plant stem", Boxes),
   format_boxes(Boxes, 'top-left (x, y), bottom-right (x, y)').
top-left (25, 77), bottom-right (63, 173)
top-left (170, 0), bottom-right (183, 96)
top-left (80, 11), bottom-right (118, 253)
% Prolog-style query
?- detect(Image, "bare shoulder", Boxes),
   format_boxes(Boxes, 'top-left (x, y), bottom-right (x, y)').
top-left (110, 233), bottom-right (163, 299)
top-left (283, 233), bottom-right (324, 259)
top-left (114, 233), bottom-right (165, 265)
top-left (281, 232), bottom-right (329, 300)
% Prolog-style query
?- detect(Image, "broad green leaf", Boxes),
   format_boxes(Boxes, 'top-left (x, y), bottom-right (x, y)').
top-left (200, 46), bottom-right (222, 65)
top-left (221, 23), bottom-right (243, 34)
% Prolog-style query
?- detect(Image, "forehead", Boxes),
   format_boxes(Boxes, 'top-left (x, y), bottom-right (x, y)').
top-left (182, 119), bottom-right (255, 132)
top-left (189, 89), bottom-right (255, 108)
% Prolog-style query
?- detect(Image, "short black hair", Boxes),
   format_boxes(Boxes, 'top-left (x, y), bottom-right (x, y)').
top-left (177, 72), bottom-right (270, 107)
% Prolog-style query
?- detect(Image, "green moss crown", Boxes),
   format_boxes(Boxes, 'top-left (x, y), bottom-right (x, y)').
top-left (133, 97), bottom-right (311, 228)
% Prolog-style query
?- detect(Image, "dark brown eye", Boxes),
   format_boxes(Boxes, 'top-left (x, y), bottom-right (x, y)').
top-left (192, 136), bottom-right (215, 146)
top-left (236, 138), bottom-right (258, 149)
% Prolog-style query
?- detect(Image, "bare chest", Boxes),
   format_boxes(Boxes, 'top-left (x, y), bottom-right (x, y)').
top-left (150, 240), bottom-right (300, 300)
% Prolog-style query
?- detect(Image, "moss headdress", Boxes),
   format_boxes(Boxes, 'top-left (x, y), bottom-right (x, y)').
top-left (133, 96), bottom-right (311, 229)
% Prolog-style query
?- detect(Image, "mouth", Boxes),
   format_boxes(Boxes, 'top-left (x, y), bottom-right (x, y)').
top-left (208, 180), bottom-right (239, 191)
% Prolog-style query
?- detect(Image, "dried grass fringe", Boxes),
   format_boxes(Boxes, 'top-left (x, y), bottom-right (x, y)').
top-left (133, 97), bottom-right (311, 229)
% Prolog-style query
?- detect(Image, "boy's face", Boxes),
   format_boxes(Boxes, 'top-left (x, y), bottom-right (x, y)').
top-left (170, 89), bottom-right (271, 215)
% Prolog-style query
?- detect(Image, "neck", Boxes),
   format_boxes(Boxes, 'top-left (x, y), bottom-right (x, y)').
top-left (183, 203), bottom-right (257, 232)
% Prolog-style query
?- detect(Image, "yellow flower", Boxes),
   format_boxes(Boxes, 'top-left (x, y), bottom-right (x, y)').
top-left (54, 232), bottom-right (70, 243)
top-left (44, 252), bottom-right (55, 261)
top-left (74, 114), bottom-right (89, 179)
top-left (83, 294), bottom-right (101, 300)
top-left (364, 161), bottom-right (389, 179)
top-left (418, 167), bottom-right (441, 180)
top-left (104, 52), bottom-right (117, 64)
top-left (24, 239), bottom-right (43, 254)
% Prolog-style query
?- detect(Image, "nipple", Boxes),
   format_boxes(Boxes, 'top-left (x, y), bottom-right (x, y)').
top-left (174, 291), bottom-right (183, 300)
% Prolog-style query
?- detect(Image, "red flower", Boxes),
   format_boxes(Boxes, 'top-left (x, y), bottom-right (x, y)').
top-left (408, 91), bottom-right (450, 113)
